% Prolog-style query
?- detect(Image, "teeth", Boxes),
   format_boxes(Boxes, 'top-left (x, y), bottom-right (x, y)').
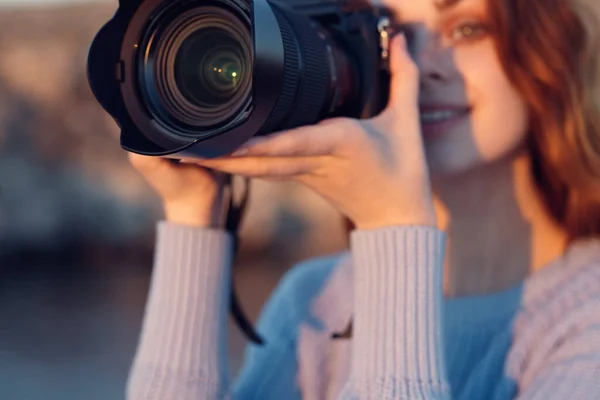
top-left (420, 110), bottom-right (465, 123)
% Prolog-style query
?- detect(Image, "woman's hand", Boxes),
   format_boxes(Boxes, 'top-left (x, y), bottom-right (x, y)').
top-left (196, 34), bottom-right (436, 230)
top-left (129, 154), bottom-right (228, 228)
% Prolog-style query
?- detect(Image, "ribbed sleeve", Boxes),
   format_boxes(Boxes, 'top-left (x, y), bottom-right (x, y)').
top-left (126, 222), bottom-right (234, 400)
top-left (340, 226), bottom-right (451, 399)
top-left (125, 220), bottom-right (600, 400)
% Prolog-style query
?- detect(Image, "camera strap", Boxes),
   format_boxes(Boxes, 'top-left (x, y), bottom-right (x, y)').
top-left (224, 174), bottom-right (351, 343)
top-left (224, 174), bottom-right (266, 345)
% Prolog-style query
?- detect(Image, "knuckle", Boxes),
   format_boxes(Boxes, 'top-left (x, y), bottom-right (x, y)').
top-left (340, 117), bottom-right (359, 130)
top-left (129, 153), bottom-right (166, 173)
top-left (335, 120), bottom-right (364, 150)
top-left (278, 137), bottom-right (296, 154)
top-left (128, 153), bottom-right (148, 168)
top-left (335, 118), bottom-right (360, 139)
top-left (318, 117), bottom-right (343, 127)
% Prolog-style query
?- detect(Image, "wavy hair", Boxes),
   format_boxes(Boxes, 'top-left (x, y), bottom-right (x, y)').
top-left (488, 0), bottom-right (600, 239)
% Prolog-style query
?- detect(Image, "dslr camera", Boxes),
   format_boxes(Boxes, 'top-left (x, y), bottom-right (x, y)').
top-left (87, 0), bottom-right (396, 159)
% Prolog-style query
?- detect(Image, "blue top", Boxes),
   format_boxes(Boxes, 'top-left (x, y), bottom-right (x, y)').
top-left (126, 223), bottom-right (600, 399)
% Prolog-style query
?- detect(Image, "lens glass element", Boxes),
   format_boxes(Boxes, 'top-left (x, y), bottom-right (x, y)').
top-left (175, 28), bottom-right (247, 108)
top-left (139, 6), bottom-right (253, 137)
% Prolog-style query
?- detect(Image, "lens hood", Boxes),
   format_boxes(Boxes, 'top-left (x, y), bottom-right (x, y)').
top-left (88, 0), bottom-right (285, 159)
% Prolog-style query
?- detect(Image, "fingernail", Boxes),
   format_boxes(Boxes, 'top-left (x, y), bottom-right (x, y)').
top-left (231, 147), bottom-right (249, 157)
top-left (230, 136), bottom-right (268, 156)
top-left (245, 137), bottom-right (268, 147)
top-left (398, 32), bottom-right (406, 47)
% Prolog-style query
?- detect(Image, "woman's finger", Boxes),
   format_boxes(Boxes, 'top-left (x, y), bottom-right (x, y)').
top-left (129, 153), bottom-right (179, 177)
top-left (372, 33), bottom-right (424, 152)
top-left (232, 120), bottom-right (347, 157)
top-left (386, 33), bottom-right (420, 110)
top-left (197, 156), bottom-right (319, 179)
top-left (374, 34), bottom-right (420, 134)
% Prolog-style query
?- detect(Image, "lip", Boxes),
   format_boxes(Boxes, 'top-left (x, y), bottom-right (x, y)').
top-left (419, 105), bottom-right (471, 139)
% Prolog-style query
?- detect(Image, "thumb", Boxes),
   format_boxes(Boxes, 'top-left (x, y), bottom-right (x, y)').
top-left (371, 33), bottom-right (425, 154)
top-left (384, 33), bottom-right (420, 112)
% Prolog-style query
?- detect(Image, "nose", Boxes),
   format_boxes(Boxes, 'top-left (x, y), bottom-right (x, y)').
top-left (408, 29), bottom-right (456, 84)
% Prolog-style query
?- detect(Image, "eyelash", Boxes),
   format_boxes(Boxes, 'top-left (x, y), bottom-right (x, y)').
top-left (447, 21), bottom-right (489, 42)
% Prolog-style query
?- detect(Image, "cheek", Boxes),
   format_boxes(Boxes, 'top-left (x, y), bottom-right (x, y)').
top-left (458, 45), bottom-right (529, 162)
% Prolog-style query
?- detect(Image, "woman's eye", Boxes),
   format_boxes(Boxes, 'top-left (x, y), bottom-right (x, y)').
top-left (448, 22), bottom-right (489, 42)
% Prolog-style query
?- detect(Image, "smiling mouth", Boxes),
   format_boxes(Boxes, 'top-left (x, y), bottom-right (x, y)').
top-left (420, 109), bottom-right (471, 124)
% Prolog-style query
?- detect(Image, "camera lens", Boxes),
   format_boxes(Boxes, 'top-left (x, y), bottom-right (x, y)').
top-left (175, 28), bottom-right (247, 109)
top-left (139, 6), bottom-right (252, 139)
top-left (111, 0), bottom-right (362, 153)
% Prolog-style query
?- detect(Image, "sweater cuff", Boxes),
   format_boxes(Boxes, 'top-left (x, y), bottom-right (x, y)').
top-left (348, 226), bottom-right (449, 398)
top-left (132, 222), bottom-right (233, 388)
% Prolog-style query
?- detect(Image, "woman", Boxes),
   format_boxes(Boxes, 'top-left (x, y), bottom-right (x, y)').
top-left (126, 0), bottom-right (600, 398)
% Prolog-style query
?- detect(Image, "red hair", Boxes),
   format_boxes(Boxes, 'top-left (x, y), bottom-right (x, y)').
top-left (487, 0), bottom-right (600, 239)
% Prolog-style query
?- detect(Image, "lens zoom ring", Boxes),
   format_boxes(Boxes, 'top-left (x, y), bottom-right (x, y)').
top-left (259, 9), bottom-right (301, 134)
top-left (281, 12), bottom-right (331, 130)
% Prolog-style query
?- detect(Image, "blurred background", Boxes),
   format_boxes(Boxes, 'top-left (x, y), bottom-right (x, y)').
top-left (0, 1), bottom-right (348, 398)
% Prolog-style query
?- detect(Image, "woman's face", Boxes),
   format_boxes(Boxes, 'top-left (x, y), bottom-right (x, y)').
top-left (373, 0), bottom-right (529, 177)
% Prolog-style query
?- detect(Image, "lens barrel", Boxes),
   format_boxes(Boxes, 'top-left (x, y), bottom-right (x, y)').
top-left (87, 0), bottom-right (379, 158)
top-left (131, 0), bottom-right (358, 149)
top-left (256, 6), bottom-right (358, 135)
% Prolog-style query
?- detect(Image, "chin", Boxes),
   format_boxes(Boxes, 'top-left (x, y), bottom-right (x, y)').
top-left (424, 119), bottom-right (528, 179)
top-left (427, 154), bottom-right (484, 179)
top-left (426, 143), bottom-right (528, 183)
top-left (423, 133), bottom-right (482, 178)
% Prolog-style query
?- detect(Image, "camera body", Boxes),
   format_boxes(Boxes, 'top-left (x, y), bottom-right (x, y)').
top-left (87, 0), bottom-right (394, 159)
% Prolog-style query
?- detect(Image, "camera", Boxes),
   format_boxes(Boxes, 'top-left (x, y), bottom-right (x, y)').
top-left (87, 0), bottom-right (396, 159)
